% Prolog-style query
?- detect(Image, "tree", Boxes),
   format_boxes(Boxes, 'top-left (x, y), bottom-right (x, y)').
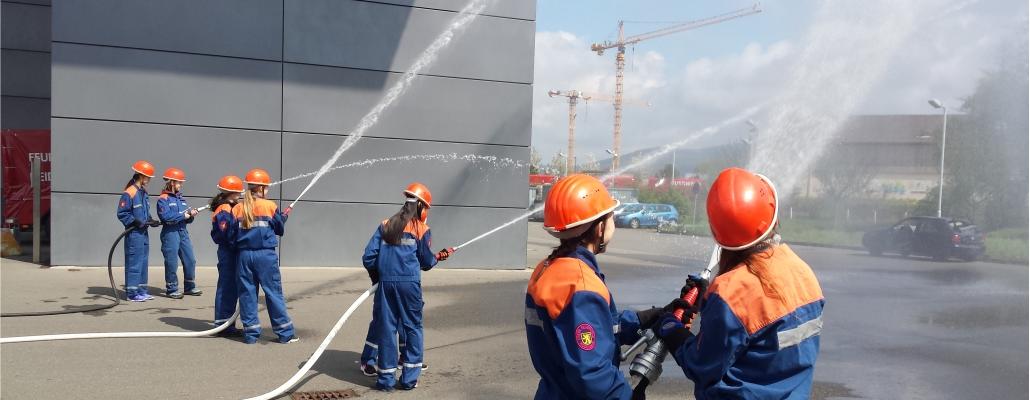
top-left (547, 152), bottom-right (566, 176)
top-left (580, 153), bottom-right (600, 173)
top-left (812, 143), bottom-right (878, 225)
top-left (529, 147), bottom-right (542, 174)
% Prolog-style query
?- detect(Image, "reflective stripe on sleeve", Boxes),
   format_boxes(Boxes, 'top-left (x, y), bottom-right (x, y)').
top-left (778, 315), bottom-right (823, 349)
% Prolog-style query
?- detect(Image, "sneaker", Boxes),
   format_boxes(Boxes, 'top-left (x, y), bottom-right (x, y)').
top-left (167, 291), bottom-right (184, 299)
top-left (143, 293), bottom-right (155, 300)
top-left (399, 382), bottom-right (418, 390)
top-left (278, 335), bottom-right (300, 344)
top-left (421, 363), bottom-right (429, 371)
top-left (128, 293), bottom-right (147, 302)
top-left (360, 363), bottom-right (378, 377)
top-left (184, 288), bottom-right (203, 296)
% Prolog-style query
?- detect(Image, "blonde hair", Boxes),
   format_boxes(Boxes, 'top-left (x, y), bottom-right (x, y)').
top-left (240, 186), bottom-right (262, 229)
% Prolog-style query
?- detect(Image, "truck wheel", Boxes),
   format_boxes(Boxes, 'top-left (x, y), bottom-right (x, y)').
top-left (630, 219), bottom-right (640, 229)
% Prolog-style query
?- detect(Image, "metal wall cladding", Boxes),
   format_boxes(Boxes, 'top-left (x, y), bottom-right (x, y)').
top-left (50, 118), bottom-right (282, 194)
top-left (50, 192), bottom-right (221, 267)
top-left (1, 97), bottom-right (49, 129)
top-left (370, 0), bottom-right (535, 21)
top-left (283, 63), bottom-right (532, 146)
top-left (52, 43), bottom-right (282, 130)
top-left (280, 132), bottom-right (529, 208)
top-left (53, 0), bottom-right (282, 60)
top-left (279, 201), bottom-right (529, 269)
top-left (1, 2), bottom-right (50, 51)
top-left (284, 0), bottom-right (534, 83)
top-left (1, 50), bottom-right (51, 98)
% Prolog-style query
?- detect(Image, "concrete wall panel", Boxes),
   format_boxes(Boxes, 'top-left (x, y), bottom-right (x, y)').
top-left (283, 63), bottom-right (531, 146)
top-left (1, 50), bottom-right (50, 98)
top-left (50, 192), bottom-right (220, 267)
top-left (1, 2), bottom-right (50, 51)
top-left (284, 0), bottom-right (534, 83)
top-left (52, 43), bottom-right (282, 130)
top-left (53, 0), bottom-right (282, 60)
top-left (279, 201), bottom-right (528, 268)
top-left (51, 118), bottom-right (281, 194)
top-left (280, 132), bottom-right (528, 208)
top-left (1, 97), bottom-right (49, 129)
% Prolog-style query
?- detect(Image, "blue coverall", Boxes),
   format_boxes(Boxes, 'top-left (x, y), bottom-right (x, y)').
top-left (231, 199), bottom-right (294, 344)
top-left (671, 244), bottom-right (824, 400)
top-left (362, 219), bottom-right (436, 390)
top-left (524, 246), bottom-right (642, 400)
top-left (116, 183), bottom-right (152, 298)
top-left (210, 203), bottom-right (238, 330)
top-left (157, 191), bottom-right (197, 294)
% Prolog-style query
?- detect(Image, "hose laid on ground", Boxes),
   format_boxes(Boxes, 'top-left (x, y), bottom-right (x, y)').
top-left (0, 226), bottom-right (132, 318)
top-left (243, 283), bottom-right (377, 400)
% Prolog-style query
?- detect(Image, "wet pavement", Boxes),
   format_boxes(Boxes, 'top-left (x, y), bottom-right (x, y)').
top-left (1, 222), bottom-right (1026, 399)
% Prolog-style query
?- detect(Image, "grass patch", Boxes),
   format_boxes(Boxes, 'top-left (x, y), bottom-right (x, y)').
top-left (985, 235), bottom-right (1028, 265)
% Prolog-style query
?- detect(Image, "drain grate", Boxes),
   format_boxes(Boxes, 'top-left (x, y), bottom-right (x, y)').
top-left (290, 389), bottom-right (360, 399)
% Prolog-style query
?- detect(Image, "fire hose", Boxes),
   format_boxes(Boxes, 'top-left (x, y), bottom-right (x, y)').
top-left (621, 245), bottom-right (720, 398)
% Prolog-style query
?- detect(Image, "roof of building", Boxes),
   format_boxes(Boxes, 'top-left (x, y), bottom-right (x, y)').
top-left (836, 114), bottom-right (958, 144)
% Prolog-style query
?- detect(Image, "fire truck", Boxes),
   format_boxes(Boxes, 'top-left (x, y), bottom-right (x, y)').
top-left (1, 129), bottom-right (51, 240)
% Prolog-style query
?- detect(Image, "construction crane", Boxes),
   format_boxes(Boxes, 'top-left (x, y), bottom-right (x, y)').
top-left (548, 90), bottom-right (650, 175)
top-left (590, 3), bottom-right (762, 170)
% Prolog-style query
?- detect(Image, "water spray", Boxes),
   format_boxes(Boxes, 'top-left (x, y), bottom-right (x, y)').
top-left (288, 0), bottom-right (492, 209)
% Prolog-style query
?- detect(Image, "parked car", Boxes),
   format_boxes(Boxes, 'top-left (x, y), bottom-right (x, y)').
top-left (615, 203), bottom-right (679, 229)
top-left (528, 203), bottom-right (545, 222)
top-left (862, 216), bottom-right (985, 261)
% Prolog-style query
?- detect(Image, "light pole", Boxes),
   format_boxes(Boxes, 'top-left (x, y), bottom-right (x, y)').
top-left (605, 149), bottom-right (618, 184)
top-left (928, 99), bottom-right (948, 218)
top-left (558, 152), bottom-right (568, 176)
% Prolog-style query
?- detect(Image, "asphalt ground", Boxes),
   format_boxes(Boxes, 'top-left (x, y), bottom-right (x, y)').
top-left (1, 222), bottom-right (1027, 399)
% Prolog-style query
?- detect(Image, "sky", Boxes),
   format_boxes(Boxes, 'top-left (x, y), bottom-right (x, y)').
top-left (530, 0), bottom-right (1029, 165)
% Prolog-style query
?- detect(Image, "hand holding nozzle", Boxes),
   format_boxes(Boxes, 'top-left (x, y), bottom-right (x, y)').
top-left (435, 247), bottom-right (455, 262)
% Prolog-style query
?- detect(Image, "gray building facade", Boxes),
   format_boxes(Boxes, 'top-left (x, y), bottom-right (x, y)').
top-left (43, 0), bottom-right (535, 268)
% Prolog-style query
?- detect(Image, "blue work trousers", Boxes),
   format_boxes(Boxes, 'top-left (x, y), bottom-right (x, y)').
top-left (161, 228), bottom-right (197, 293)
top-left (237, 248), bottom-right (294, 343)
top-left (123, 229), bottom-right (150, 298)
top-left (214, 246), bottom-right (238, 329)
top-left (375, 281), bottom-right (424, 389)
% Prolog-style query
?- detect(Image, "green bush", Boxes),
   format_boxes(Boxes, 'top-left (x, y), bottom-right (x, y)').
top-left (985, 237), bottom-right (1028, 264)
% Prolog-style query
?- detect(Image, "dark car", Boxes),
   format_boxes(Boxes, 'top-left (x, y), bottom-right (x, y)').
top-left (528, 204), bottom-right (545, 222)
top-left (862, 216), bottom-right (985, 261)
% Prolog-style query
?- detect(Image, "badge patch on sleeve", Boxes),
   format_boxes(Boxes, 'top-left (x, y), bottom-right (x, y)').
top-left (575, 323), bottom-right (596, 351)
top-left (219, 220), bottom-right (228, 231)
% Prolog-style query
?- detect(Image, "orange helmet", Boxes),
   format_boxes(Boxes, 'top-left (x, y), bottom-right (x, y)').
top-left (706, 168), bottom-right (779, 250)
top-left (132, 160), bottom-right (156, 177)
top-left (162, 167), bottom-right (186, 182)
top-left (217, 175), bottom-right (244, 193)
top-left (244, 168), bottom-right (272, 186)
top-left (543, 174), bottom-right (620, 239)
top-left (404, 182), bottom-right (433, 208)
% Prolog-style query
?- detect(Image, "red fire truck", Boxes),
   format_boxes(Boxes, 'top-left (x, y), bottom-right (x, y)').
top-left (1, 129), bottom-right (51, 240)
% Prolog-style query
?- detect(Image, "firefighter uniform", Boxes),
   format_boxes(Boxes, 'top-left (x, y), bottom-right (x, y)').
top-left (211, 202), bottom-right (238, 329)
top-left (157, 191), bottom-right (197, 295)
top-left (671, 244), bottom-right (824, 400)
top-left (524, 246), bottom-right (642, 400)
top-left (116, 183), bottom-right (151, 299)
top-left (231, 199), bottom-right (293, 344)
top-left (362, 219), bottom-right (436, 390)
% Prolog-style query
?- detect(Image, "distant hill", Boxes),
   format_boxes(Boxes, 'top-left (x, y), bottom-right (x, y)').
top-left (592, 142), bottom-right (747, 176)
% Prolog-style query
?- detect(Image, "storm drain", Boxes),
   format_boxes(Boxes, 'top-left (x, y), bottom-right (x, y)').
top-left (290, 389), bottom-right (360, 399)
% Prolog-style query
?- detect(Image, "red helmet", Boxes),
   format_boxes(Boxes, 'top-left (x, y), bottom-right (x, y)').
top-left (132, 160), bottom-right (156, 177)
top-left (162, 167), bottom-right (186, 182)
top-left (244, 168), bottom-right (272, 186)
top-left (404, 182), bottom-right (433, 208)
top-left (706, 168), bottom-right (779, 250)
top-left (217, 175), bottom-right (244, 193)
top-left (543, 174), bottom-right (620, 239)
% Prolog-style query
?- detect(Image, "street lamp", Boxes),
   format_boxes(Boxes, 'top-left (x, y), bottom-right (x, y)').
top-left (928, 98), bottom-right (948, 218)
top-left (558, 152), bottom-right (568, 176)
top-left (605, 149), bottom-right (618, 184)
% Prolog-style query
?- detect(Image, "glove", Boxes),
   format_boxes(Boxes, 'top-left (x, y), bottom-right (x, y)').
top-left (680, 274), bottom-right (709, 315)
top-left (367, 269), bottom-right (379, 285)
top-left (656, 313), bottom-right (694, 352)
top-left (133, 219), bottom-right (147, 229)
top-left (435, 247), bottom-right (454, 262)
top-left (635, 298), bottom-right (691, 329)
top-left (282, 207), bottom-right (292, 218)
top-left (147, 219), bottom-right (162, 227)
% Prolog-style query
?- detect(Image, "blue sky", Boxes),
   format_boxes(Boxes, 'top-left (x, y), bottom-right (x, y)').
top-left (530, 0), bottom-right (1029, 167)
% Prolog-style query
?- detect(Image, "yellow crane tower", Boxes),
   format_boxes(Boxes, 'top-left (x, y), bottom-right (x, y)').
top-left (590, 3), bottom-right (762, 170)
top-left (548, 90), bottom-right (650, 175)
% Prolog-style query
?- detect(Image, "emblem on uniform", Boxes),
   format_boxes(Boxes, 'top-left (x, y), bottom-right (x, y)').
top-left (219, 221), bottom-right (228, 231)
top-left (120, 200), bottom-right (126, 208)
top-left (575, 323), bottom-right (596, 351)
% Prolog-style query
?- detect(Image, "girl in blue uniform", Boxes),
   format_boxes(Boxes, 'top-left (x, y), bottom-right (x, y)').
top-left (362, 183), bottom-right (452, 391)
top-left (156, 167), bottom-right (201, 299)
top-left (116, 160), bottom-right (158, 302)
top-left (210, 175), bottom-right (244, 336)
top-left (231, 168), bottom-right (296, 344)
